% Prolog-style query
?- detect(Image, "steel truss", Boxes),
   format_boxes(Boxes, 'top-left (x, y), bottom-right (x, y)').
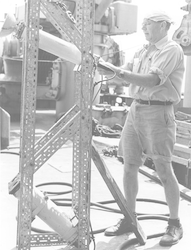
top-left (16, 1), bottom-right (41, 249)
top-left (9, 0), bottom-right (146, 249)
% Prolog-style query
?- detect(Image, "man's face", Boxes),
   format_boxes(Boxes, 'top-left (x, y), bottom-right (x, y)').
top-left (142, 19), bottom-right (164, 44)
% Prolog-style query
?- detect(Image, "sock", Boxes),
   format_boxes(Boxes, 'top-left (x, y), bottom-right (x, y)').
top-left (168, 218), bottom-right (181, 228)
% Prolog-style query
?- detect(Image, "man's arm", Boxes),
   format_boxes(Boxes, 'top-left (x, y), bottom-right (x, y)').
top-left (98, 61), bottom-right (160, 88)
top-left (118, 70), bottom-right (161, 88)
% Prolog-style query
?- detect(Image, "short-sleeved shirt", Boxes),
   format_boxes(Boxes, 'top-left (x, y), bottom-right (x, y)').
top-left (124, 36), bottom-right (185, 104)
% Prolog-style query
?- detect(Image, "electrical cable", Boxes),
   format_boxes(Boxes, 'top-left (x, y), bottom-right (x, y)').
top-left (36, 182), bottom-right (72, 195)
top-left (96, 42), bottom-right (143, 63)
top-left (52, 197), bottom-right (169, 216)
top-left (117, 215), bottom-right (170, 250)
top-left (35, 182), bottom-right (167, 214)
top-left (92, 82), bottom-right (103, 103)
top-left (90, 51), bottom-right (118, 104)
top-left (94, 70), bottom-right (116, 87)
top-left (0, 151), bottom-right (20, 156)
top-left (92, 60), bottom-right (117, 104)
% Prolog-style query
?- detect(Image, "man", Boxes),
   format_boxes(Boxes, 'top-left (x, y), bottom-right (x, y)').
top-left (97, 10), bottom-right (185, 246)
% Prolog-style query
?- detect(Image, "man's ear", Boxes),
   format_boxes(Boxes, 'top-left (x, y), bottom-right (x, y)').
top-left (161, 21), bottom-right (168, 30)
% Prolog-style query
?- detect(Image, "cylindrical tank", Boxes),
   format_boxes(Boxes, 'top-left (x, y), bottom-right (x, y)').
top-left (0, 107), bottom-right (10, 149)
top-left (183, 56), bottom-right (191, 107)
top-left (39, 30), bottom-right (81, 65)
top-left (15, 187), bottom-right (78, 244)
top-left (55, 61), bottom-right (76, 119)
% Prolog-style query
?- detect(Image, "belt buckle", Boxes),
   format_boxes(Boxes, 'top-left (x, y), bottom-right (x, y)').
top-left (148, 100), bottom-right (151, 105)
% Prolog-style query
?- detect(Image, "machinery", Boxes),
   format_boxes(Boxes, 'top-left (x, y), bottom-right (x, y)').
top-left (0, 0), bottom-right (137, 117)
top-left (173, 0), bottom-right (191, 108)
top-left (173, 0), bottom-right (191, 55)
top-left (0, 2), bottom-right (82, 116)
top-left (171, 0), bottom-right (191, 189)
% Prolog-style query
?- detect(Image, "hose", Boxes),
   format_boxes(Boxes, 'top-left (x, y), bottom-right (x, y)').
top-left (34, 181), bottom-right (170, 250)
top-left (0, 151), bottom-right (19, 156)
top-left (36, 182), bottom-right (72, 195)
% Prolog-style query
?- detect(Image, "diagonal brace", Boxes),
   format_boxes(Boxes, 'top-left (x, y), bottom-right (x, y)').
top-left (92, 141), bottom-right (147, 245)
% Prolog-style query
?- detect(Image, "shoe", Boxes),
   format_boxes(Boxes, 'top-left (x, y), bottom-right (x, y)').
top-left (159, 225), bottom-right (183, 246)
top-left (104, 218), bottom-right (133, 236)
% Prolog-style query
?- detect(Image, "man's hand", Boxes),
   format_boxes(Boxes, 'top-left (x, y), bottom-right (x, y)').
top-left (96, 58), bottom-right (130, 88)
top-left (97, 59), bottom-right (116, 76)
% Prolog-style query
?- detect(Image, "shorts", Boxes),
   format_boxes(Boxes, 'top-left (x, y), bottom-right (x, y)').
top-left (118, 101), bottom-right (176, 166)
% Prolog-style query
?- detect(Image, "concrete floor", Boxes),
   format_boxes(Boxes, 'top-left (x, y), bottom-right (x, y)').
top-left (0, 110), bottom-right (191, 250)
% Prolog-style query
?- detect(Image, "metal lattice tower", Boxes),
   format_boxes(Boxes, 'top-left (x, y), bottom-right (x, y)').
top-left (12, 0), bottom-right (95, 249)
top-left (17, 1), bottom-right (41, 248)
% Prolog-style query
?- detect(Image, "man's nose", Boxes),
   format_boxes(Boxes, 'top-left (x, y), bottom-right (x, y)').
top-left (142, 24), bottom-right (146, 30)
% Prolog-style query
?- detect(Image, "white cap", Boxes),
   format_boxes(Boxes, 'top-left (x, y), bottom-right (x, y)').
top-left (144, 10), bottom-right (174, 24)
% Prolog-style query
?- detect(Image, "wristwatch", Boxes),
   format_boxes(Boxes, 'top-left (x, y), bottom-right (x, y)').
top-left (117, 70), bottom-right (125, 79)
top-left (117, 70), bottom-right (130, 87)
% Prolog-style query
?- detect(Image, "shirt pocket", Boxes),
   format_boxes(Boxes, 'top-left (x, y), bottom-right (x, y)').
top-left (132, 58), bottom-right (141, 73)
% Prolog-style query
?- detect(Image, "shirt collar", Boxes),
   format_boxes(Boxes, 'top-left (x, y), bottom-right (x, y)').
top-left (144, 35), bottom-right (169, 50)
top-left (154, 35), bottom-right (169, 49)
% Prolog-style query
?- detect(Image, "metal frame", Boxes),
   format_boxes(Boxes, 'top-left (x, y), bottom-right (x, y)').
top-left (16, 1), bottom-right (41, 248)
top-left (11, 0), bottom-right (94, 249)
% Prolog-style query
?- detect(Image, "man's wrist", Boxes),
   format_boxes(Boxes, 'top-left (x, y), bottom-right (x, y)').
top-left (116, 69), bottom-right (125, 79)
top-left (116, 69), bottom-right (130, 87)
top-left (122, 81), bottom-right (129, 87)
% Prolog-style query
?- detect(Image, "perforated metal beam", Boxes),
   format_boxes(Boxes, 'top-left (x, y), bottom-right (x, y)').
top-left (71, 1), bottom-right (95, 248)
top-left (34, 105), bottom-right (80, 172)
top-left (17, 1), bottom-right (41, 249)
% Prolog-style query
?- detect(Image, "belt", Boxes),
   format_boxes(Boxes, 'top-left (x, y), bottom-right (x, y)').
top-left (135, 99), bottom-right (173, 106)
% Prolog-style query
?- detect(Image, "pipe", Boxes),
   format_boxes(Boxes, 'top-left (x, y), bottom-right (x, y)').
top-left (39, 30), bottom-right (81, 65)
top-left (183, 56), bottom-right (191, 107)
top-left (0, 108), bottom-right (10, 150)
top-left (0, 13), bottom-right (81, 65)
top-left (14, 187), bottom-right (78, 244)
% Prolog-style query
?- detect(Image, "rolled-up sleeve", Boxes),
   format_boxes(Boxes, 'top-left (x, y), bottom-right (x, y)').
top-left (149, 66), bottom-right (167, 85)
top-left (149, 44), bottom-right (184, 86)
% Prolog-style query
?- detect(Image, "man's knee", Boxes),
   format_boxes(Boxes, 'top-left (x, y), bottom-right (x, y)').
top-left (124, 162), bottom-right (139, 174)
top-left (154, 160), bottom-right (176, 185)
top-left (153, 159), bottom-right (175, 184)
